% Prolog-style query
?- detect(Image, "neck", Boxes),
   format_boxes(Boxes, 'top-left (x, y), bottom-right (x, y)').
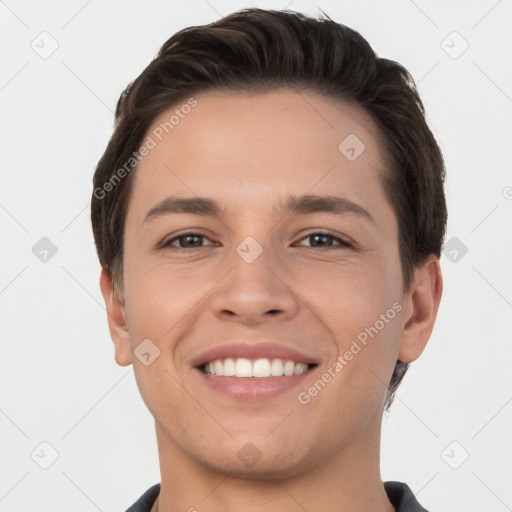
top-left (153, 419), bottom-right (395, 512)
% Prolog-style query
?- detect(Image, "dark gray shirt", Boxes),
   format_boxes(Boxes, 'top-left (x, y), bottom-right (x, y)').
top-left (126, 481), bottom-right (429, 511)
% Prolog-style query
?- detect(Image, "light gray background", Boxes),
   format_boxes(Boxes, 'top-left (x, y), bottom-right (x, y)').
top-left (1, 0), bottom-right (511, 511)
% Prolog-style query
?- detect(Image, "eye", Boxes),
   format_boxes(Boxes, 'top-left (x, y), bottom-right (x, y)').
top-left (160, 230), bottom-right (353, 251)
top-left (162, 232), bottom-right (216, 249)
top-left (295, 231), bottom-right (353, 249)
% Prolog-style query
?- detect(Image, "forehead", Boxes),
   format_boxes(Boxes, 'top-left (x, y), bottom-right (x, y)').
top-left (129, 89), bottom-right (391, 222)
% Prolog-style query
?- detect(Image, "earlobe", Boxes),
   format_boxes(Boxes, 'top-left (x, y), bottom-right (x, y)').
top-left (99, 267), bottom-right (132, 367)
top-left (398, 257), bottom-right (443, 363)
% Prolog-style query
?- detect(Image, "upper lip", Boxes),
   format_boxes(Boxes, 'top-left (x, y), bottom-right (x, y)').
top-left (191, 341), bottom-right (318, 368)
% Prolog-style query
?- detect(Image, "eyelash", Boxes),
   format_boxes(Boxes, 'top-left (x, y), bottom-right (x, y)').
top-left (161, 230), bottom-right (353, 250)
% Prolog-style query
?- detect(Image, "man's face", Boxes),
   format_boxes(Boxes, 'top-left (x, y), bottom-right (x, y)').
top-left (115, 89), bottom-right (408, 477)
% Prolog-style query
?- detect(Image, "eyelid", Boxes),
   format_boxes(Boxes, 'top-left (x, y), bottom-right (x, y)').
top-left (159, 229), bottom-right (216, 249)
top-left (294, 230), bottom-right (353, 248)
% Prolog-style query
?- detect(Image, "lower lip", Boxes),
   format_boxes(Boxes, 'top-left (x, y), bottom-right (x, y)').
top-left (194, 368), bottom-right (315, 400)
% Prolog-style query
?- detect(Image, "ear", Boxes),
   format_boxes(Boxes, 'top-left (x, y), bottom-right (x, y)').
top-left (398, 256), bottom-right (443, 363)
top-left (99, 267), bottom-right (132, 367)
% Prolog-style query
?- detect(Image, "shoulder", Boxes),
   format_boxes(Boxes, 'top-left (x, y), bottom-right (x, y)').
top-left (384, 481), bottom-right (430, 512)
top-left (125, 483), bottom-right (160, 512)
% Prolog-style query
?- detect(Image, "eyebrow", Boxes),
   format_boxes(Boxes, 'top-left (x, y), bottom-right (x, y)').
top-left (144, 194), bottom-right (374, 224)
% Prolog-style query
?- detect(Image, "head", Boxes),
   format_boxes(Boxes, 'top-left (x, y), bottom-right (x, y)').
top-left (91, 8), bottom-right (445, 477)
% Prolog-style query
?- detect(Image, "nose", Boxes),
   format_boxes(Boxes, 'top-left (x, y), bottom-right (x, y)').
top-left (210, 242), bottom-right (300, 326)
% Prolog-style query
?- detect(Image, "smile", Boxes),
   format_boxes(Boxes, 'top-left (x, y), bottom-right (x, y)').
top-left (203, 357), bottom-right (313, 378)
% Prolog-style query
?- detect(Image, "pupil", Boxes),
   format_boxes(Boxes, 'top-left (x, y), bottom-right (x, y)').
top-left (312, 234), bottom-right (331, 247)
top-left (183, 235), bottom-right (202, 247)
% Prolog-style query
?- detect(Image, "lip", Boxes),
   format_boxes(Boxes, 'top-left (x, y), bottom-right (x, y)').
top-left (190, 341), bottom-right (319, 401)
top-left (190, 341), bottom-right (318, 368)
top-left (195, 369), bottom-right (317, 401)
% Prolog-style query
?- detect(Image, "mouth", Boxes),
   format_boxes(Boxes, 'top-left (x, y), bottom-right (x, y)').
top-left (190, 341), bottom-right (319, 400)
top-left (194, 357), bottom-right (318, 401)
top-left (200, 357), bottom-right (317, 378)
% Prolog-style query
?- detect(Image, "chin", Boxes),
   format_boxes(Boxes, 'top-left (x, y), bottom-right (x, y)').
top-left (190, 439), bottom-right (316, 481)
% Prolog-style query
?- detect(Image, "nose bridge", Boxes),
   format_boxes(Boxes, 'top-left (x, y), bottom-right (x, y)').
top-left (210, 231), bottom-right (299, 323)
top-left (231, 232), bottom-right (282, 297)
top-left (234, 235), bottom-right (278, 287)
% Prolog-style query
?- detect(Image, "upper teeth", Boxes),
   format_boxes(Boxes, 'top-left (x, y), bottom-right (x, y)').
top-left (204, 358), bottom-right (309, 378)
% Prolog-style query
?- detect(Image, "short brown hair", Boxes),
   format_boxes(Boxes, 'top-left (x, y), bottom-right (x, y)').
top-left (91, 8), bottom-right (447, 411)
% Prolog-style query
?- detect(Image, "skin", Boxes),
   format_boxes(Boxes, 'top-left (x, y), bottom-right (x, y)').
top-left (100, 89), bottom-right (442, 512)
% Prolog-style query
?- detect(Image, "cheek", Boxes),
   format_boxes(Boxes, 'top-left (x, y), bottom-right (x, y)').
top-left (300, 257), bottom-right (401, 333)
top-left (122, 259), bottom-right (221, 365)
top-left (295, 257), bottom-right (403, 385)
top-left (123, 265), bottom-right (201, 427)
top-left (123, 247), bottom-right (187, 323)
